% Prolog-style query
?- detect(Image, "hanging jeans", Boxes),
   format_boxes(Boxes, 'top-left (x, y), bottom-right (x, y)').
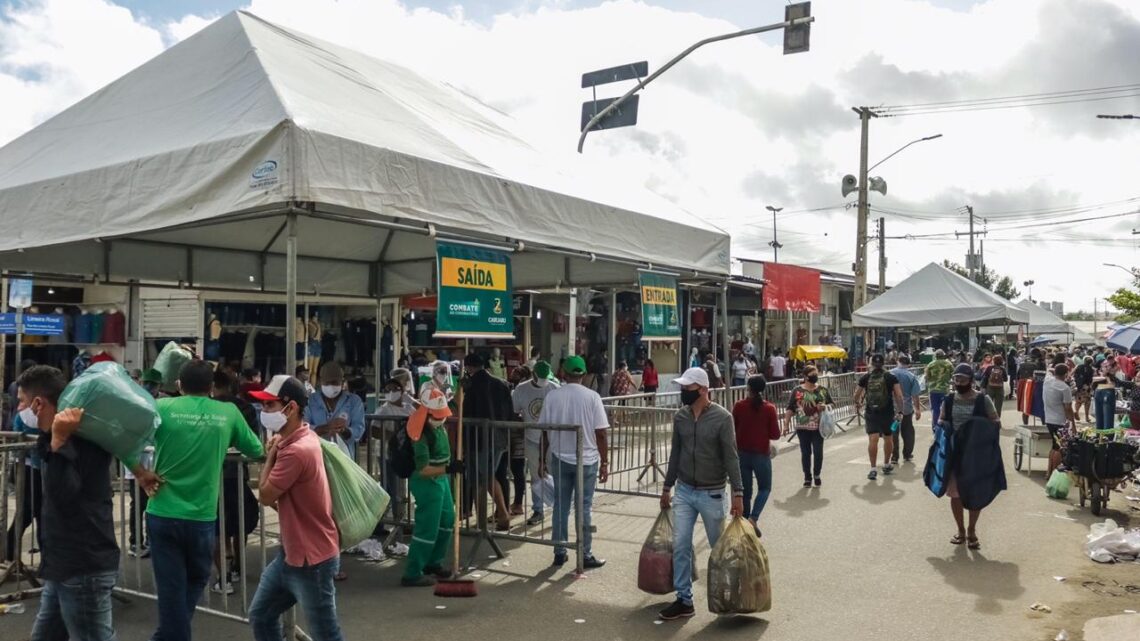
top-left (1094, 388), bottom-right (1117, 430)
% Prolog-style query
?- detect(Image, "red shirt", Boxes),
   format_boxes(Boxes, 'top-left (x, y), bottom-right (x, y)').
top-left (269, 426), bottom-right (339, 567)
top-left (732, 398), bottom-right (781, 455)
top-left (642, 366), bottom-right (659, 388)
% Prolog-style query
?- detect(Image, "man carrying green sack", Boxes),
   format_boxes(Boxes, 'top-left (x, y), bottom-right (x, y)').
top-left (402, 387), bottom-right (464, 587)
top-left (249, 375), bottom-right (344, 641)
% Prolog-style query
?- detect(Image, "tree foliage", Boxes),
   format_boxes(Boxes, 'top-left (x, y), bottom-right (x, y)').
top-left (942, 260), bottom-right (1021, 300)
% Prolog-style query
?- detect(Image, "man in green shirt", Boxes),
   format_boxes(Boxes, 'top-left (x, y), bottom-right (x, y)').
top-left (925, 349), bottom-right (954, 428)
top-left (145, 360), bottom-right (264, 641)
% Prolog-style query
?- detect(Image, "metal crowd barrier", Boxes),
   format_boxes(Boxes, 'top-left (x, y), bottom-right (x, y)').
top-left (362, 414), bottom-right (588, 573)
top-left (1, 434), bottom-right (41, 602)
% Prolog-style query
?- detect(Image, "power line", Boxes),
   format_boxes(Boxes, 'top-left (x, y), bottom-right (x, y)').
top-left (869, 195), bottom-right (1140, 219)
top-left (879, 82), bottom-right (1140, 112)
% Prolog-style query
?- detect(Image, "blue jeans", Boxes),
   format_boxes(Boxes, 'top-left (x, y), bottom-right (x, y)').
top-left (147, 514), bottom-right (216, 641)
top-left (551, 456), bottom-right (598, 558)
top-left (671, 482), bottom-right (726, 605)
top-left (739, 452), bottom-right (773, 521)
top-left (930, 392), bottom-right (947, 428)
top-left (31, 571), bottom-right (118, 641)
top-left (249, 553), bottom-right (343, 641)
top-left (1095, 388), bottom-right (1116, 430)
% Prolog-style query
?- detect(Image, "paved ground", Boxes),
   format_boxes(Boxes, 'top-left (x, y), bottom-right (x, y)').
top-left (3, 404), bottom-right (1138, 640)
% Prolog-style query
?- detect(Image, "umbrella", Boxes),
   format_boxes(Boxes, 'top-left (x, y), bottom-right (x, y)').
top-left (1028, 336), bottom-right (1057, 347)
top-left (1105, 322), bottom-right (1140, 354)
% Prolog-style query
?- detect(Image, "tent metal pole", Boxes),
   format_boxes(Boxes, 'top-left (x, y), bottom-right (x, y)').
top-left (285, 213), bottom-right (298, 376)
top-left (721, 283), bottom-right (730, 368)
top-left (568, 291), bottom-right (577, 362)
top-left (609, 290), bottom-right (617, 375)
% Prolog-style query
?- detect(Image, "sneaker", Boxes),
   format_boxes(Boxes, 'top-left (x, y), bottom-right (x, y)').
top-left (659, 600), bottom-right (696, 620)
top-left (802, 479), bottom-right (812, 488)
top-left (210, 580), bottom-right (235, 595)
top-left (525, 512), bottom-right (544, 526)
top-left (904, 455), bottom-right (914, 462)
top-left (583, 556), bottom-right (606, 569)
top-left (127, 545), bottom-right (150, 559)
top-left (867, 469), bottom-right (878, 480)
top-left (883, 464), bottom-right (895, 476)
top-left (400, 575), bottom-right (436, 588)
top-left (890, 458), bottom-right (899, 466)
top-left (422, 565), bottom-right (453, 579)
top-left (552, 553), bottom-right (568, 567)
top-left (813, 477), bottom-right (822, 487)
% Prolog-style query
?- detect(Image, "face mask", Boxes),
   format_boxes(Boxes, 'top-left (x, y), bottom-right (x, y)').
top-left (321, 385), bottom-right (342, 399)
top-left (534, 378), bottom-right (549, 388)
top-left (384, 391), bottom-right (401, 402)
top-left (18, 405), bottom-right (38, 429)
top-left (433, 372), bottom-right (449, 386)
top-left (261, 410), bottom-right (287, 434)
top-left (806, 375), bottom-right (819, 384)
top-left (955, 384), bottom-right (973, 394)
top-left (680, 389), bottom-right (701, 406)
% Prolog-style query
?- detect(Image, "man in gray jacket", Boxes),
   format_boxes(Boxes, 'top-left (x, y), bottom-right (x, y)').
top-left (658, 367), bottom-right (744, 621)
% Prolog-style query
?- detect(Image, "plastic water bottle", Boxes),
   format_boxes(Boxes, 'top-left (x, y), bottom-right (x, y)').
top-left (140, 445), bottom-right (155, 471)
top-left (0, 602), bottom-right (26, 615)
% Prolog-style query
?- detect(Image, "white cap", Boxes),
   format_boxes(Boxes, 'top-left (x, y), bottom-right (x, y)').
top-left (673, 367), bottom-right (710, 388)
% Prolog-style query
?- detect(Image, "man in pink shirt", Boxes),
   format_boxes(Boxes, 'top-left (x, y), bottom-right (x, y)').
top-left (249, 376), bottom-right (343, 641)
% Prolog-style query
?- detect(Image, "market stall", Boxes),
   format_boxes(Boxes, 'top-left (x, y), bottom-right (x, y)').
top-left (0, 11), bottom-right (732, 386)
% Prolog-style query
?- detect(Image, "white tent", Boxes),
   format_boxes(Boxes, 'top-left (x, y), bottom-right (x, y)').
top-left (979, 299), bottom-right (1072, 336)
top-left (0, 11), bottom-right (730, 297)
top-left (852, 262), bottom-right (1029, 328)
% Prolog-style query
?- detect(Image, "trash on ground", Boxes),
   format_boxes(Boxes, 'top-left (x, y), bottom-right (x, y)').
top-left (1054, 630), bottom-right (1068, 641)
top-left (574, 618), bottom-right (586, 624)
top-left (1053, 576), bottom-right (1066, 582)
top-left (0, 602), bottom-right (25, 615)
top-left (1029, 602), bottom-right (1052, 613)
top-left (1086, 519), bottom-right (1140, 563)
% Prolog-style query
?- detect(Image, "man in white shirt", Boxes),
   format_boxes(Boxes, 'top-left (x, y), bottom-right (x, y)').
top-left (768, 350), bottom-right (787, 380)
top-left (539, 355), bottom-right (608, 570)
top-left (512, 361), bottom-right (559, 526)
top-left (1042, 363), bottom-right (1075, 477)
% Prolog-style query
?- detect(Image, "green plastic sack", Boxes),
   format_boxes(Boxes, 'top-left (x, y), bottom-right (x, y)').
top-left (1045, 470), bottom-right (1072, 499)
top-left (319, 439), bottom-right (390, 550)
top-left (153, 341), bottom-right (192, 393)
top-left (57, 362), bottom-right (159, 465)
top-left (708, 517), bottom-right (772, 614)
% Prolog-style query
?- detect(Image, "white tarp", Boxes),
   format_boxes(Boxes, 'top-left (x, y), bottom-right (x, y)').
top-left (0, 11), bottom-right (730, 294)
top-left (852, 262), bottom-right (1029, 328)
top-left (979, 299), bottom-right (1071, 336)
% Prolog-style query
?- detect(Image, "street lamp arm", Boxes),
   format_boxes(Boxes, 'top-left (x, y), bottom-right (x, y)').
top-left (1103, 262), bottom-right (1138, 276)
top-left (577, 15), bottom-right (815, 153)
top-left (868, 134), bottom-right (943, 173)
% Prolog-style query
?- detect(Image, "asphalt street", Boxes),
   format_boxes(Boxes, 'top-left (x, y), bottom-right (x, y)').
top-left (2, 403), bottom-right (1138, 640)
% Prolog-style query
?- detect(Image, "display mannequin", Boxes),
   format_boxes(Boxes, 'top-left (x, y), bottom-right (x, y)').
top-left (307, 313), bottom-right (323, 373)
top-left (294, 315), bottom-right (307, 364)
top-left (206, 313), bottom-right (222, 361)
top-left (487, 347), bottom-right (506, 379)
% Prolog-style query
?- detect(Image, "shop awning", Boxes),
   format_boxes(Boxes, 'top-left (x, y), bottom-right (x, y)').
top-left (0, 11), bottom-right (730, 297)
top-left (790, 345), bottom-right (847, 361)
top-left (852, 263), bottom-right (1029, 328)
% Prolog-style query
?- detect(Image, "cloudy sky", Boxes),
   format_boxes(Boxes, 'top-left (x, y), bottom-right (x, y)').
top-left (2, 0), bottom-right (1139, 313)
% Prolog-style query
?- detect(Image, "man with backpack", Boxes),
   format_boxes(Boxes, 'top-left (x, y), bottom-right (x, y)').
top-left (889, 355), bottom-right (923, 465)
top-left (854, 354), bottom-right (905, 480)
top-left (981, 355), bottom-right (1008, 416)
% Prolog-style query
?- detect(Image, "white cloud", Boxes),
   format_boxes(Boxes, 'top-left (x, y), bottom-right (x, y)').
top-left (1, 0), bottom-right (1138, 312)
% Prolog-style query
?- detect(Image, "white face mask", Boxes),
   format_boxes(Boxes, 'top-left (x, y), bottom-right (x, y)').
top-left (534, 378), bottom-right (549, 388)
top-left (18, 405), bottom-right (38, 429)
top-left (261, 410), bottom-right (287, 434)
top-left (384, 391), bottom-right (402, 402)
top-left (321, 385), bottom-right (342, 399)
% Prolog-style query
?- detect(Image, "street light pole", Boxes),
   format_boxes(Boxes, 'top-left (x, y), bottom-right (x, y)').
top-left (1023, 280), bottom-right (1035, 302)
top-left (766, 205), bottom-right (783, 262)
top-left (853, 108), bottom-right (873, 311)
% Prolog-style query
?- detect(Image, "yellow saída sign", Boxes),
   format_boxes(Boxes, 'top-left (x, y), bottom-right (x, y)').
top-left (435, 242), bottom-right (514, 338)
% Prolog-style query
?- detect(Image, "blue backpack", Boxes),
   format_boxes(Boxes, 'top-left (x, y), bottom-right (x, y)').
top-left (924, 394), bottom-right (986, 498)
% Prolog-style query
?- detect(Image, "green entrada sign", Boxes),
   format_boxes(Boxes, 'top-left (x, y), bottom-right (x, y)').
top-left (640, 271), bottom-right (681, 340)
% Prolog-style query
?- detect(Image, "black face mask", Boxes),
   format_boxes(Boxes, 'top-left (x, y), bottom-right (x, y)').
top-left (806, 375), bottom-right (819, 384)
top-left (680, 389), bottom-right (701, 406)
top-left (955, 384), bottom-right (973, 394)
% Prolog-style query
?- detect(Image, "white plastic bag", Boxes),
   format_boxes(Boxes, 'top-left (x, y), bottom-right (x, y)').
top-left (819, 410), bottom-right (837, 439)
top-left (541, 474), bottom-right (556, 507)
top-left (333, 434), bottom-right (352, 458)
top-left (1085, 519), bottom-right (1140, 563)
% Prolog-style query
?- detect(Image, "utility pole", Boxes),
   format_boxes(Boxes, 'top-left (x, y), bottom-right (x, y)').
top-left (967, 205), bottom-right (975, 281)
top-left (956, 205), bottom-right (986, 284)
top-left (1093, 298), bottom-right (1098, 336)
top-left (766, 205), bottom-right (783, 262)
top-left (877, 217), bottom-right (886, 294)
top-left (853, 107), bottom-right (875, 310)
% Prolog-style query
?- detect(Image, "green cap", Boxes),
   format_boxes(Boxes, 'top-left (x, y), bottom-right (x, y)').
top-left (562, 355), bottom-right (587, 375)
top-left (141, 368), bottom-right (163, 385)
top-left (534, 361), bottom-right (552, 379)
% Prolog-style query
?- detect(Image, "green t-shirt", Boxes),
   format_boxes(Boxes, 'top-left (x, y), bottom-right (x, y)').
top-left (147, 395), bottom-right (265, 522)
top-left (925, 358), bottom-right (954, 394)
top-left (413, 422), bottom-right (452, 476)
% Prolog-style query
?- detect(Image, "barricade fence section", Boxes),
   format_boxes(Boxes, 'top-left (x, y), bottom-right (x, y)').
top-left (1, 434), bottom-right (41, 601)
top-left (362, 414), bottom-right (588, 572)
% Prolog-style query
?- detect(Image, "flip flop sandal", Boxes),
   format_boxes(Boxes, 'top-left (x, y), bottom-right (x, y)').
top-left (950, 533), bottom-right (967, 545)
top-left (334, 572), bottom-right (348, 581)
top-left (967, 538), bottom-right (981, 550)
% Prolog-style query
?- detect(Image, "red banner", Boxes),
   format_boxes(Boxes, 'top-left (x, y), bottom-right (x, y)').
top-left (762, 263), bottom-right (820, 312)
